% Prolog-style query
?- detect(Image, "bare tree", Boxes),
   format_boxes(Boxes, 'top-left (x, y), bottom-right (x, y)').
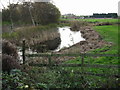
top-left (28, 0), bottom-right (35, 26)
top-left (8, 0), bottom-right (20, 32)
top-left (22, 0), bottom-right (35, 26)
top-left (9, 0), bottom-right (14, 32)
top-left (2, 0), bottom-right (21, 32)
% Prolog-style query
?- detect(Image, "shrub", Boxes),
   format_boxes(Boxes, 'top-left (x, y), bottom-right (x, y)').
top-left (69, 20), bottom-right (89, 31)
top-left (2, 54), bottom-right (21, 74)
top-left (2, 40), bottom-right (20, 73)
top-left (2, 39), bottom-right (18, 59)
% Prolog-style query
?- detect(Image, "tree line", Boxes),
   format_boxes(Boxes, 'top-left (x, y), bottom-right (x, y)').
top-left (91, 13), bottom-right (118, 18)
top-left (2, 2), bottom-right (61, 26)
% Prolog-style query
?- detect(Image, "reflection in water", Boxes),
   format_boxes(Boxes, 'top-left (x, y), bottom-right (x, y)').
top-left (17, 47), bottom-right (37, 64)
top-left (55, 26), bottom-right (85, 51)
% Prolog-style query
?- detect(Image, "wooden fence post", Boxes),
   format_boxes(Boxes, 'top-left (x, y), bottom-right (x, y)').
top-left (81, 53), bottom-right (85, 87)
top-left (81, 54), bottom-right (84, 66)
top-left (48, 53), bottom-right (52, 67)
top-left (22, 39), bottom-right (25, 64)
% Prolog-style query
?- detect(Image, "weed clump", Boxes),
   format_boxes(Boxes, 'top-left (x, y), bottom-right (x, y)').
top-left (2, 54), bottom-right (21, 73)
top-left (2, 39), bottom-right (18, 59)
top-left (69, 20), bottom-right (89, 31)
top-left (2, 40), bottom-right (20, 73)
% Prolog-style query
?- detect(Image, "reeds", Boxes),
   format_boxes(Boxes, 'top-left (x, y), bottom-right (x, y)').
top-left (3, 24), bottom-right (60, 47)
top-left (69, 20), bottom-right (89, 31)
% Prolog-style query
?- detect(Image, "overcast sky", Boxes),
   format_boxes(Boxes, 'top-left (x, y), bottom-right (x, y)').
top-left (53, 0), bottom-right (119, 15)
top-left (0, 0), bottom-right (119, 15)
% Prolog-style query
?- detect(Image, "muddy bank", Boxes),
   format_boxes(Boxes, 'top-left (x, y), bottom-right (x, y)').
top-left (55, 26), bottom-right (112, 54)
top-left (46, 26), bottom-right (112, 63)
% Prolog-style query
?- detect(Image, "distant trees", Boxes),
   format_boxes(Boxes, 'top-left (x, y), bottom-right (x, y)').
top-left (92, 13), bottom-right (118, 18)
top-left (2, 2), bottom-right (61, 25)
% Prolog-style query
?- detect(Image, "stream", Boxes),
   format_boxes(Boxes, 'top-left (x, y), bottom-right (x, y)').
top-left (18, 26), bottom-right (85, 63)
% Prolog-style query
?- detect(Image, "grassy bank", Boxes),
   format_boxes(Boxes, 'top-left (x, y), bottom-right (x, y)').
top-left (83, 18), bottom-right (118, 23)
top-left (92, 25), bottom-right (118, 54)
top-left (65, 25), bottom-right (118, 62)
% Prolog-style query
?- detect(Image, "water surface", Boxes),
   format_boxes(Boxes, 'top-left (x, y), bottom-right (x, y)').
top-left (55, 26), bottom-right (85, 51)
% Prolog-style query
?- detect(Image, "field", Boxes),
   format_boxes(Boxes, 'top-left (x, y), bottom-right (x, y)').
top-left (82, 18), bottom-right (118, 23)
top-left (2, 19), bottom-right (120, 89)
top-left (59, 24), bottom-right (119, 88)
top-left (94, 25), bottom-right (118, 53)
top-left (65, 24), bottom-right (119, 64)
top-left (61, 18), bottom-right (118, 23)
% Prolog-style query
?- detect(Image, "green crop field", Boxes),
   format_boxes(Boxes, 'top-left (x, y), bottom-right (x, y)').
top-left (83, 19), bottom-right (118, 23)
top-left (61, 18), bottom-right (118, 23)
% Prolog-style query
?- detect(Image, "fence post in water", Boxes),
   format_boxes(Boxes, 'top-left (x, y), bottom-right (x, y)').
top-left (22, 39), bottom-right (25, 64)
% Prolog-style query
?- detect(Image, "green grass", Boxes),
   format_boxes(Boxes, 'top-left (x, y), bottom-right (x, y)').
top-left (92, 25), bottom-right (118, 54)
top-left (2, 21), bottom-right (11, 25)
top-left (65, 25), bottom-right (119, 64)
top-left (94, 25), bottom-right (118, 44)
top-left (61, 18), bottom-right (118, 23)
top-left (63, 25), bottom-right (119, 84)
top-left (83, 19), bottom-right (118, 23)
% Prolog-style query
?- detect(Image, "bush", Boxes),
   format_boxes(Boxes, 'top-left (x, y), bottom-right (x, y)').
top-left (2, 40), bottom-right (20, 73)
top-left (2, 39), bottom-right (18, 59)
top-left (69, 20), bottom-right (89, 31)
top-left (2, 54), bottom-right (21, 74)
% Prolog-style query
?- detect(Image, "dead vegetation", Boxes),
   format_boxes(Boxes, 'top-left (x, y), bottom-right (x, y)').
top-left (2, 40), bottom-right (21, 73)
top-left (69, 20), bottom-right (89, 31)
